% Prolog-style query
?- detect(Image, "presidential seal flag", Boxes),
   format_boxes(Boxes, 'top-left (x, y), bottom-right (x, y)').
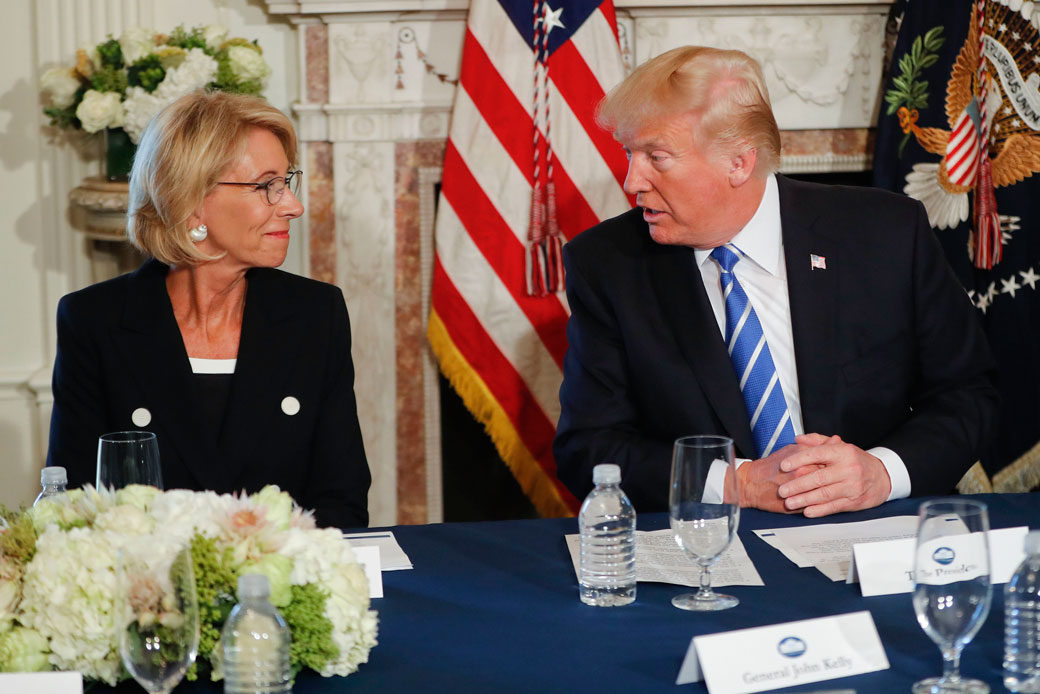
top-left (874, 0), bottom-right (1040, 491)
top-left (428, 0), bottom-right (630, 515)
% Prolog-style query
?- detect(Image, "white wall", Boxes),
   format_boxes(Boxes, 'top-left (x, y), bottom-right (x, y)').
top-left (0, 0), bottom-right (298, 509)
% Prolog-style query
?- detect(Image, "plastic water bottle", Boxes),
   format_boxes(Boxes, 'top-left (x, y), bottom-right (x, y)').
top-left (1005, 530), bottom-right (1040, 693)
top-left (33, 467), bottom-right (67, 506)
top-left (222, 574), bottom-right (291, 694)
top-left (578, 463), bottom-right (636, 606)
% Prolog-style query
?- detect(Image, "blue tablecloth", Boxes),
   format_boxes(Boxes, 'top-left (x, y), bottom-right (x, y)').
top-left (111, 493), bottom-right (1038, 693)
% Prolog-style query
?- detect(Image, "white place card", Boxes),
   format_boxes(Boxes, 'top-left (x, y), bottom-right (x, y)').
top-left (352, 545), bottom-right (383, 599)
top-left (0, 672), bottom-right (82, 693)
top-left (852, 525), bottom-right (1029, 597)
top-left (344, 531), bottom-right (413, 570)
top-left (677, 611), bottom-right (888, 693)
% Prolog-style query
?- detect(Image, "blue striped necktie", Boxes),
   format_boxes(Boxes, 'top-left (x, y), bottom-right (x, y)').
top-left (710, 244), bottom-right (796, 458)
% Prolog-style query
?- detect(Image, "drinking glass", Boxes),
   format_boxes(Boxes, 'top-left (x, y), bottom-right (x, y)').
top-left (97, 431), bottom-right (163, 490)
top-left (669, 435), bottom-right (740, 611)
top-left (117, 546), bottom-right (200, 694)
top-left (912, 499), bottom-right (992, 694)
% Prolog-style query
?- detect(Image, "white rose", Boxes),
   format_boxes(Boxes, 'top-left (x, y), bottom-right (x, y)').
top-left (75, 90), bottom-right (124, 133)
top-left (119, 27), bottom-right (156, 65)
top-left (122, 49), bottom-right (217, 143)
top-left (41, 67), bottom-right (81, 109)
top-left (203, 24), bottom-right (230, 52)
top-left (227, 45), bottom-right (270, 85)
top-left (252, 485), bottom-right (293, 530)
top-left (115, 484), bottom-right (160, 511)
top-left (94, 504), bottom-right (154, 535)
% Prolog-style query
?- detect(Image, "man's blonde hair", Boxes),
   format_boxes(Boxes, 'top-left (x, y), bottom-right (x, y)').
top-left (126, 90), bottom-right (298, 266)
top-left (597, 46), bottom-right (780, 174)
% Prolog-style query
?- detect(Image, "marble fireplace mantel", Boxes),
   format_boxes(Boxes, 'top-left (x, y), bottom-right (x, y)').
top-left (264, 0), bottom-right (897, 526)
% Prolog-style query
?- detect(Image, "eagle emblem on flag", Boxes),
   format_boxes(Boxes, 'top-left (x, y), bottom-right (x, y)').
top-left (887, 0), bottom-right (1040, 268)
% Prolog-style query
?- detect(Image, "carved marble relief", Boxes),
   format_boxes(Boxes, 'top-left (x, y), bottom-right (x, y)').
top-left (330, 22), bottom-right (393, 104)
top-left (633, 13), bottom-right (887, 129)
top-left (334, 141), bottom-right (397, 526)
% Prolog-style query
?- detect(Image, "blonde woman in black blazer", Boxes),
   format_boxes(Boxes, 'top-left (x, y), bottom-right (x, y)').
top-left (47, 91), bottom-right (370, 529)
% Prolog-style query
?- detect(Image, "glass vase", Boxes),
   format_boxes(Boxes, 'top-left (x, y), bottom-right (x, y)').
top-left (104, 127), bottom-right (136, 182)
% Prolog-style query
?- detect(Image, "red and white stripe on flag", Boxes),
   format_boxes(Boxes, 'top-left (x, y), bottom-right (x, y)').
top-left (428, 0), bottom-right (631, 516)
top-left (945, 105), bottom-right (982, 187)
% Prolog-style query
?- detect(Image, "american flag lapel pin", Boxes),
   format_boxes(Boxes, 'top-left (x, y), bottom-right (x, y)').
top-left (810, 254), bottom-right (827, 270)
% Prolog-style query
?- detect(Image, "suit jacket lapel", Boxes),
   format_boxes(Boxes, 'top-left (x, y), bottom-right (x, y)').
top-left (218, 269), bottom-right (300, 486)
top-left (649, 243), bottom-right (756, 458)
top-left (112, 259), bottom-right (217, 488)
top-left (778, 175), bottom-right (839, 437)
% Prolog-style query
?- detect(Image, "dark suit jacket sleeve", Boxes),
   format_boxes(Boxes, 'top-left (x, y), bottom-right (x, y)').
top-left (47, 293), bottom-right (108, 488)
top-left (306, 287), bottom-right (371, 529)
top-left (868, 202), bottom-right (998, 495)
top-left (554, 241), bottom-right (673, 511)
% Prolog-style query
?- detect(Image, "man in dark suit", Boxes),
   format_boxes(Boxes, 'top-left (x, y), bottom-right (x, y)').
top-left (554, 46), bottom-right (997, 516)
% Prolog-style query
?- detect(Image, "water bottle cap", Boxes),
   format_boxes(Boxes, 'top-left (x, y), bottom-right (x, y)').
top-left (1025, 530), bottom-right (1040, 555)
top-left (592, 463), bottom-right (621, 485)
top-left (238, 573), bottom-right (270, 599)
top-left (41, 467), bottom-right (67, 486)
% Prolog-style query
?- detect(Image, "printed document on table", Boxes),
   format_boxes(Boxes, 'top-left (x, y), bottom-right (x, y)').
top-left (752, 515), bottom-right (919, 582)
top-left (565, 529), bottom-right (764, 587)
top-left (345, 531), bottom-right (413, 571)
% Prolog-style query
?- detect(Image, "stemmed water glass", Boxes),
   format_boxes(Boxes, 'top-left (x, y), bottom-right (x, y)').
top-left (97, 431), bottom-right (163, 490)
top-left (117, 546), bottom-right (200, 694)
top-left (669, 435), bottom-right (740, 611)
top-left (912, 499), bottom-right (992, 694)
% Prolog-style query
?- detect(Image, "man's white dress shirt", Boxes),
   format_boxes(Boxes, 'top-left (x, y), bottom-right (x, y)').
top-left (700, 175), bottom-right (911, 503)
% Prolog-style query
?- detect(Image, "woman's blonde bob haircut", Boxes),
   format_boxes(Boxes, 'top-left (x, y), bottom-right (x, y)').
top-left (597, 46), bottom-right (781, 175)
top-left (126, 90), bottom-right (298, 266)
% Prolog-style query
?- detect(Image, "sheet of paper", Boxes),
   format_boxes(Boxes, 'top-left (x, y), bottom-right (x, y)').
top-left (688, 611), bottom-right (889, 694)
top-left (565, 529), bottom-right (764, 587)
top-left (854, 525), bottom-right (1029, 597)
top-left (753, 515), bottom-right (919, 581)
top-left (345, 531), bottom-right (413, 571)
top-left (0, 672), bottom-right (82, 693)
top-left (352, 545), bottom-right (383, 598)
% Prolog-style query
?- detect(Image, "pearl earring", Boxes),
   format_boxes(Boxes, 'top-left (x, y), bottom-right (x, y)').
top-left (189, 225), bottom-right (208, 242)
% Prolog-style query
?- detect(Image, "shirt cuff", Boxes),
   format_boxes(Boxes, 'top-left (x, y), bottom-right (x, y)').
top-left (868, 446), bottom-right (911, 501)
top-left (702, 458), bottom-right (748, 503)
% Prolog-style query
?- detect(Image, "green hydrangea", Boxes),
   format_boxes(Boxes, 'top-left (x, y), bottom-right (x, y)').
top-left (90, 65), bottom-right (128, 94)
top-left (166, 25), bottom-right (209, 52)
top-left (283, 584), bottom-right (338, 676)
top-left (187, 533), bottom-right (236, 681)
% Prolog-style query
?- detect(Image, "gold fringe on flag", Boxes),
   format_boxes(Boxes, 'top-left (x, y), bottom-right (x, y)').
top-left (955, 461), bottom-right (993, 494)
top-left (427, 309), bottom-right (576, 517)
top-left (993, 439), bottom-right (1040, 492)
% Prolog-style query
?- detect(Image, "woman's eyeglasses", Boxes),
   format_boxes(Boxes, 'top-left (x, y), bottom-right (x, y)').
top-left (217, 170), bottom-right (302, 205)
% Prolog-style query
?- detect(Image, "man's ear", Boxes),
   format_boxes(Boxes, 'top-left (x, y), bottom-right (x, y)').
top-left (727, 147), bottom-right (759, 188)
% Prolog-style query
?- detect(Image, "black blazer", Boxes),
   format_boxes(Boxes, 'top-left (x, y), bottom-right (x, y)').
top-left (47, 259), bottom-right (371, 529)
top-left (554, 175), bottom-right (999, 511)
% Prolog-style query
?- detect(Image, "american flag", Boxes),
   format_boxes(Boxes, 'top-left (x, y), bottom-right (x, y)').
top-left (428, 0), bottom-right (630, 516)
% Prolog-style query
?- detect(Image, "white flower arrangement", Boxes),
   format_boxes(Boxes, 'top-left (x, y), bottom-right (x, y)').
top-left (0, 485), bottom-right (377, 684)
top-left (40, 24), bottom-right (271, 144)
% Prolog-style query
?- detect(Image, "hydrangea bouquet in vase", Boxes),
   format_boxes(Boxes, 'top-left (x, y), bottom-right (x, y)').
top-left (40, 24), bottom-right (272, 181)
